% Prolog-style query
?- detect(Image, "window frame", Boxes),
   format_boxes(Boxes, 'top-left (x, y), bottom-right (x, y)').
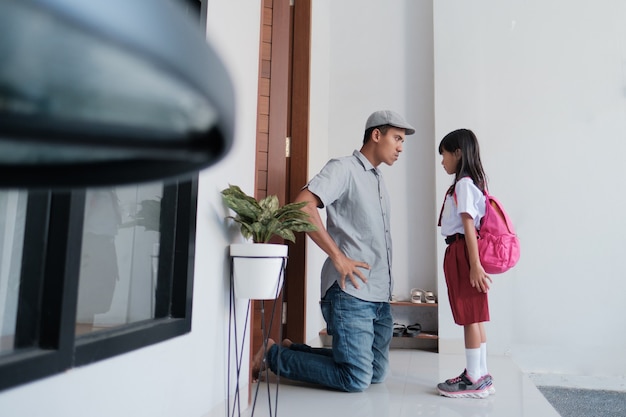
top-left (0, 176), bottom-right (197, 391)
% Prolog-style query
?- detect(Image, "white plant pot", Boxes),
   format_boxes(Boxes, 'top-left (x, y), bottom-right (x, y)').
top-left (230, 243), bottom-right (288, 300)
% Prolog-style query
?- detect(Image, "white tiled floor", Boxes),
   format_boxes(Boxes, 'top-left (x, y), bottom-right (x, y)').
top-left (241, 349), bottom-right (560, 417)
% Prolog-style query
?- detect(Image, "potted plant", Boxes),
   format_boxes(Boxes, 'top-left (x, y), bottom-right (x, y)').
top-left (221, 184), bottom-right (316, 299)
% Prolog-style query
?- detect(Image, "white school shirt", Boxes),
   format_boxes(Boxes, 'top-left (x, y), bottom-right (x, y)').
top-left (440, 177), bottom-right (486, 236)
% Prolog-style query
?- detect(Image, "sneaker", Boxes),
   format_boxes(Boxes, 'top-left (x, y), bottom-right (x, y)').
top-left (483, 373), bottom-right (496, 395)
top-left (437, 369), bottom-right (490, 399)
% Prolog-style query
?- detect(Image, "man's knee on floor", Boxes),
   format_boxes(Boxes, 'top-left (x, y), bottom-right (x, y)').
top-left (339, 368), bottom-right (373, 392)
top-left (371, 367), bottom-right (388, 384)
top-left (371, 376), bottom-right (386, 385)
top-left (342, 379), bottom-right (370, 393)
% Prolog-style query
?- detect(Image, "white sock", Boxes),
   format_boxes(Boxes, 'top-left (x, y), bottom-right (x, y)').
top-left (465, 348), bottom-right (481, 382)
top-left (480, 343), bottom-right (489, 376)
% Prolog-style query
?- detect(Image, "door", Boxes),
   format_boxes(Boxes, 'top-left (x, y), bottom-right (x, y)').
top-left (251, 0), bottom-right (311, 363)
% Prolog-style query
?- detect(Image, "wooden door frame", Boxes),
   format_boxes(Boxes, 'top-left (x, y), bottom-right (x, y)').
top-left (265, 0), bottom-right (290, 201)
top-left (251, 0), bottom-right (311, 361)
top-left (283, 0), bottom-right (311, 343)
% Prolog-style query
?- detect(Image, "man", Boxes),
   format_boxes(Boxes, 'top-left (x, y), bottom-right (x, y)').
top-left (253, 110), bottom-right (416, 392)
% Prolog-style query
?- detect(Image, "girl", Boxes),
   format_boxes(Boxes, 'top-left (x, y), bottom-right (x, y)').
top-left (437, 128), bottom-right (494, 399)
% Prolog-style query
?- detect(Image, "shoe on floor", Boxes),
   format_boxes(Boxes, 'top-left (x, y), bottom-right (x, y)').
top-left (483, 373), bottom-right (496, 395)
top-left (437, 369), bottom-right (490, 399)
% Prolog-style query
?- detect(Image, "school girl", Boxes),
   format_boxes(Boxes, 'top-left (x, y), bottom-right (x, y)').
top-left (437, 128), bottom-right (495, 399)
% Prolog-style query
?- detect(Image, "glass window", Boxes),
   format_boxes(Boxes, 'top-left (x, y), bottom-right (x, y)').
top-left (76, 183), bottom-right (163, 335)
top-left (0, 178), bottom-right (195, 393)
top-left (0, 191), bottom-right (27, 355)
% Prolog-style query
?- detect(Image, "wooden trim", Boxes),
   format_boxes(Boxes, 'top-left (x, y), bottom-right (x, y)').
top-left (251, 0), bottom-right (311, 351)
top-left (266, 0), bottom-right (291, 205)
top-left (283, 0), bottom-right (311, 343)
top-left (251, 0), bottom-right (286, 375)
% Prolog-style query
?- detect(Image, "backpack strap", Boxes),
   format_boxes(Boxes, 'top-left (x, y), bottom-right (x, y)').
top-left (437, 189), bottom-right (457, 227)
top-left (437, 194), bottom-right (445, 227)
top-left (481, 191), bottom-right (516, 234)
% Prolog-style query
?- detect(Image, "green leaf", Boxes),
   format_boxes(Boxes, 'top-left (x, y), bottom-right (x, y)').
top-left (275, 228), bottom-right (296, 243)
top-left (221, 184), bottom-right (316, 244)
top-left (259, 194), bottom-right (280, 212)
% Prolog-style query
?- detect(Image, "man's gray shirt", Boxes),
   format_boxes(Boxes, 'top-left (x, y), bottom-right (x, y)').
top-left (306, 150), bottom-right (393, 302)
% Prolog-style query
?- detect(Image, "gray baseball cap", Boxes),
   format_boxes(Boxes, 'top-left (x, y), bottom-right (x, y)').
top-left (365, 110), bottom-right (415, 135)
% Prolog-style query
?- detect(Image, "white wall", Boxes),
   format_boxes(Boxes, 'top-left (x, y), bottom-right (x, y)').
top-left (433, 0), bottom-right (626, 386)
top-left (305, 0), bottom-right (332, 342)
top-left (305, 0), bottom-right (437, 344)
top-left (309, 0), bottom-right (626, 389)
top-left (0, 1), bottom-right (262, 416)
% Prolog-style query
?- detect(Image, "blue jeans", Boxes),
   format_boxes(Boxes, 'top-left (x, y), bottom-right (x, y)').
top-left (265, 282), bottom-right (393, 392)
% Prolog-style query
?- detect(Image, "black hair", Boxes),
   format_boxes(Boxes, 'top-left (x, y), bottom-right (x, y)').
top-left (363, 125), bottom-right (392, 145)
top-left (438, 128), bottom-right (487, 195)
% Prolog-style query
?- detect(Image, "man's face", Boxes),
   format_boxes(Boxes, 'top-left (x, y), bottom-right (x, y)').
top-left (375, 127), bottom-right (406, 166)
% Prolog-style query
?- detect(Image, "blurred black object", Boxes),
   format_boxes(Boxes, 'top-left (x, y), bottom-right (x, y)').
top-left (0, 0), bottom-right (235, 188)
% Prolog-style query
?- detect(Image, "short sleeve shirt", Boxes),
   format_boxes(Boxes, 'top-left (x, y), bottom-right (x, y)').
top-left (440, 177), bottom-right (486, 236)
top-left (306, 150), bottom-right (393, 302)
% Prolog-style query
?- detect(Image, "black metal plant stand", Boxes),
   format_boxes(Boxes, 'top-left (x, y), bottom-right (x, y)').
top-left (227, 255), bottom-right (287, 417)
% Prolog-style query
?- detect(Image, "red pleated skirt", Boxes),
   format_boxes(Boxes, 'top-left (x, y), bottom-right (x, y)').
top-left (443, 239), bottom-right (490, 325)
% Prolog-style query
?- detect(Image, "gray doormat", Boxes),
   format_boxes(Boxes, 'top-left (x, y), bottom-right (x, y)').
top-left (538, 386), bottom-right (626, 417)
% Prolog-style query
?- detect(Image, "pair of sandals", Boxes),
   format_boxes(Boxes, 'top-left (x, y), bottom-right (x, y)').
top-left (393, 322), bottom-right (421, 337)
top-left (410, 288), bottom-right (436, 304)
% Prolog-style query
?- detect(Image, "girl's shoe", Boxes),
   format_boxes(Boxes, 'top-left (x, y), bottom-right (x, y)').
top-left (483, 373), bottom-right (496, 395)
top-left (437, 369), bottom-right (490, 399)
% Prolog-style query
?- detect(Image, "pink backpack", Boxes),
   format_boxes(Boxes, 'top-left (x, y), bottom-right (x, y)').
top-left (438, 186), bottom-right (521, 274)
top-left (477, 191), bottom-right (520, 274)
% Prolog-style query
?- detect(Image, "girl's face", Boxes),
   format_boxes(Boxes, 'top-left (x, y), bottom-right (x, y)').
top-left (440, 149), bottom-right (460, 175)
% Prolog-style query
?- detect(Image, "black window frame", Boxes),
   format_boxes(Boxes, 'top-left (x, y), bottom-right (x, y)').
top-left (0, 176), bottom-right (198, 392)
